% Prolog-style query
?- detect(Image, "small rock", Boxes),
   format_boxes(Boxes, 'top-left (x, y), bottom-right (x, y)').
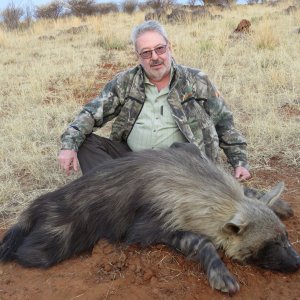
top-left (143, 270), bottom-right (154, 281)
top-left (104, 264), bottom-right (112, 272)
top-left (150, 276), bottom-right (159, 285)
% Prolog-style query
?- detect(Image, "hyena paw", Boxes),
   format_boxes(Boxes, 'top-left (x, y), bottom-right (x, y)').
top-left (208, 268), bottom-right (240, 295)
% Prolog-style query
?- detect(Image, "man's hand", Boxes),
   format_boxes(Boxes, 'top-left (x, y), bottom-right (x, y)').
top-left (58, 149), bottom-right (79, 176)
top-left (234, 166), bottom-right (251, 181)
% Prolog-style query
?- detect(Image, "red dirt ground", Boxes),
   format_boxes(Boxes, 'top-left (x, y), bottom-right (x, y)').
top-left (0, 163), bottom-right (299, 300)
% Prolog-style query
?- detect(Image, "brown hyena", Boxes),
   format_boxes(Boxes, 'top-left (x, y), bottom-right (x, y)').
top-left (0, 146), bottom-right (299, 294)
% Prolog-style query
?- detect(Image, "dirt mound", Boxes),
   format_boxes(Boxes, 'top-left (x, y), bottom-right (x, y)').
top-left (234, 19), bottom-right (252, 33)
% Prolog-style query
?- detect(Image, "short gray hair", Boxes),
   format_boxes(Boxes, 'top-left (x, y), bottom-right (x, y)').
top-left (131, 20), bottom-right (168, 49)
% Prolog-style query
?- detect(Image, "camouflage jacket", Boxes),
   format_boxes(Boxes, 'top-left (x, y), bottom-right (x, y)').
top-left (61, 61), bottom-right (248, 169)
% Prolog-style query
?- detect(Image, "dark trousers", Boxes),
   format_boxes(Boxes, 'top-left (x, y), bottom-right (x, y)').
top-left (77, 134), bottom-right (132, 175)
top-left (77, 134), bottom-right (201, 175)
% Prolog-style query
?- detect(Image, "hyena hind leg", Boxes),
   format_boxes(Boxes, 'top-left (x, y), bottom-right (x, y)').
top-left (163, 231), bottom-right (240, 295)
top-left (14, 229), bottom-right (68, 268)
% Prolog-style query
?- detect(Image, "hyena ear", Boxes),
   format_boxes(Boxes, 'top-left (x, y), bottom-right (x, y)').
top-left (222, 214), bottom-right (248, 235)
top-left (259, 182), bottom-right (285, 207)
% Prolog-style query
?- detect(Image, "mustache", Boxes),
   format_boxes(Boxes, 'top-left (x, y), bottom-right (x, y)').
top-left (150, 60), bottom-right (164, 67)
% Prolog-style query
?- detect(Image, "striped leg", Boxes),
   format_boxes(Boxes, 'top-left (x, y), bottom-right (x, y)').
top-left (163, 231), bottom-right (240, 294)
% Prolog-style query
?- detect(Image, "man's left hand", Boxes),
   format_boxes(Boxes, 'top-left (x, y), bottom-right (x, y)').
top-left (234, 166), bottom-right (251, 181)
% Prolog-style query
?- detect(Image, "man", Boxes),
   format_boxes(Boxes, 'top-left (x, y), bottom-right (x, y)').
top-left (58, 20), bottom-right (251, 180)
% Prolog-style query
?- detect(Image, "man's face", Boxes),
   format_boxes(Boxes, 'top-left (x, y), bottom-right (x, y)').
top-left (135, 31), bottom-right (172, 82)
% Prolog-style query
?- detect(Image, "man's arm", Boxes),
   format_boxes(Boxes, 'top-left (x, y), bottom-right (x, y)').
top-left (203, 80), bottom-right (251, 179)
top-left (58, 72), bottom-right (127, 174)
top-left (234, 166), bottom-right (251, 181)
top-left (58, 149), bottom-right (79, 176)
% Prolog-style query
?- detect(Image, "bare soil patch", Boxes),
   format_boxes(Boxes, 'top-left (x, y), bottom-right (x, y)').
top-left (0, 163), bottom-right (299, 300)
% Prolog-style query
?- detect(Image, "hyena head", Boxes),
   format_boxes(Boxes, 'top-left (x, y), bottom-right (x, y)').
top-left (220, 185), bottom-right (300, 273)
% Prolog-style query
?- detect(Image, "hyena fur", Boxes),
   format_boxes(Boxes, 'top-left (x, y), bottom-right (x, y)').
top-left (1, 145), bottom-right (299, 295)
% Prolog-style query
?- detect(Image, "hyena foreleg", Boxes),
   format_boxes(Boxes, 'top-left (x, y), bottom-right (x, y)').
top-left (164, 231), bottom-right (240, 294)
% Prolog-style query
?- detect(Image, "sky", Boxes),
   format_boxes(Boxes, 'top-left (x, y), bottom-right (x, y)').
top-left (0, 0), bottom-right (247, 11)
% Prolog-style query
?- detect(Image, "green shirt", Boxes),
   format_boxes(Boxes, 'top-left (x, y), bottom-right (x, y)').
top-left (127, 72), bottom-right (187, 151)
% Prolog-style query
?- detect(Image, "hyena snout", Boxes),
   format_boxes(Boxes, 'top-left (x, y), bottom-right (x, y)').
top-left (277, 243), bottom-right (300, 273)
top-left (277, 244), bottom-right (300, 273)
top-left (287, 245), bottom-right (300, 271)
top-left (250, 238), bottom-right (300, 273)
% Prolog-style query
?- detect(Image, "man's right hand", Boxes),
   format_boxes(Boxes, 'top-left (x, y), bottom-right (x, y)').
top-left (58, 149), bottom-right (79, 176)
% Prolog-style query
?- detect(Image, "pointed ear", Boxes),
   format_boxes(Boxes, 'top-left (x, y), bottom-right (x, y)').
top-left (260, 182), bottom-right (285, 207)
top-left (222, 214), bottom-right (248, 235)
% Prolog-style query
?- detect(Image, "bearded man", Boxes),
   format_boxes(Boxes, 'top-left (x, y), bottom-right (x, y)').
top-left (58, 20), bottom-right (251, 180)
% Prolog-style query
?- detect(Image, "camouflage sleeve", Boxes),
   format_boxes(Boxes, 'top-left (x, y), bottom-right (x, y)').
top-left (203, 79), bottom-right (249, 170)
top-left (60, 72), bottom-right (127, 151)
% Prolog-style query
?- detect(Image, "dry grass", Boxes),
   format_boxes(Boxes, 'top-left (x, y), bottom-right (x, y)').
top-left (0, 1), bottom-right (299, 224)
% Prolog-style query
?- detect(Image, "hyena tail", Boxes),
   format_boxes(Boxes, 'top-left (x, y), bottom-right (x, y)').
top-left (0, 223), bottom-right (29, 262)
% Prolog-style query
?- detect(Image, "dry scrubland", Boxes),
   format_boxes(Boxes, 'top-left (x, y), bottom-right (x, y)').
top-left (0, 1), bottom-right (299, 225)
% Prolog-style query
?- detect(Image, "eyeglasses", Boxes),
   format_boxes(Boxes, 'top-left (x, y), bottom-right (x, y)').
top-left (138, 45), bottom-right (168, 59)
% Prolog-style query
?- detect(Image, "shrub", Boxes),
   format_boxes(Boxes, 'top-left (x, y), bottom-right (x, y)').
top-left (247, 0), bottom-right (265, 3)
top-left (138, 2), bottom-right (148, 11)
top-left (202, 0), bottom-right (236, 6)
top-left (187, 0), bottom-right (198, 6)
top-left (94, 3), bottom-right (119, 15)
top-left (1, 2), bottom-right (23, 30)
top-left (121, 0), bottom-right (138, 14)
top-left (143, 0), bottom-right (176, 10)
top-left (35, 1), bottom-right (64, 19)
top-left (66, 0), bottom-right (97, 17)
